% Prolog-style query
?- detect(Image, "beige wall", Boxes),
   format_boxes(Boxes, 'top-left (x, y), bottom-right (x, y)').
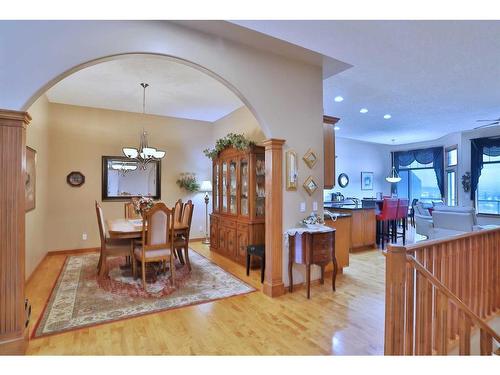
top-left (25, 95), bottom-right (51, 278)
top-left (44, 103), bottom-right (216, 252)
top-left (212, 106), bottom-right (266, 142)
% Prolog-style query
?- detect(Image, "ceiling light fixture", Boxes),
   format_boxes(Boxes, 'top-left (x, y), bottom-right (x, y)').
top-left (384, 114), bottom-right (392, 119)
top-left (360, 108), bottom-right (368, 114)
top-left (122, 83), bottom-right (166, 169)
top-left (334, 126), bottom-right (340, 131)
top-left (386, 139), bottom-right (401, 183)
top-left (334, 96), bottom-right (344, 103)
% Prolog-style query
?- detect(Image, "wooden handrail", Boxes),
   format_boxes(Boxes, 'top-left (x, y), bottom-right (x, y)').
top-left (401, 226), bottom-right (500, 251)
top-left (406, 255), bottom-right (500, 343)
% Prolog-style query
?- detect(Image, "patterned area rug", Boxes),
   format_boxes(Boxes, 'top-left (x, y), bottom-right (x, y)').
top-left (33, 250), bottom-right (255, 338)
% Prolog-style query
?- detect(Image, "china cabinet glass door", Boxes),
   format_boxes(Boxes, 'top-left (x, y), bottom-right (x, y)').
top-left (213, 163), bottom-right (219, 212)
top-left (240, 158), bottom-right (249, 216)
top-left (229, 160), bottom-right (237, 214)
top-left (222, 161), bottom-right (227, 212)
top-left (255, 155), bottom-right (265, 217)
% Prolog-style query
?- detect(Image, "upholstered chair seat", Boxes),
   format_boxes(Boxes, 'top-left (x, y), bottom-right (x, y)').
top-left (134, 247), bottom-right (172, 259)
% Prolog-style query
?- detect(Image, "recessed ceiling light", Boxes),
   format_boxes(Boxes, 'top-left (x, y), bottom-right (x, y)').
top-left (334, 96), bottom-right (344, 103)
top-left (384, 114), bottom-right (392, 119)
top-left (334, 126), bottom-right (340, 131)
top-left (360, 108), bottom-right (368, 114)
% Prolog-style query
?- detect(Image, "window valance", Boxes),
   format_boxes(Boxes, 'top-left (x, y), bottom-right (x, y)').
top-left (470, 137), bottom-right (500, 200)
top-left (394, 146), bottom-right (444, 197)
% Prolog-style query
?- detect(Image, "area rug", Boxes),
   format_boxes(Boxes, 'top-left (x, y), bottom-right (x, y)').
top-left (33, 250), bottom-right (255, 338)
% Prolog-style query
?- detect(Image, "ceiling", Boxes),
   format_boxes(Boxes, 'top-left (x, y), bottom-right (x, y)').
top-left (232, 21), bottom-right (500, 145)
top-left (46, 55), bottom-right (244, 122)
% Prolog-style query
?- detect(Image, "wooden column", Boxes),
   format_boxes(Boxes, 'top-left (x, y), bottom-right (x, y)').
top-left (262, 139), bottom-right (285, 298)
top-left (0, 109), bottom-right (31, 355)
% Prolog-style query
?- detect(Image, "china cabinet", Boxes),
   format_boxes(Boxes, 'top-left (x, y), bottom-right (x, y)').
top-left (210, 146), bottom-right (265, 265)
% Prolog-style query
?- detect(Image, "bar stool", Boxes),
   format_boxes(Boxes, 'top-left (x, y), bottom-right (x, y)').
top-left (376, 198), bottom-right (399, 249)
top-left (246, 244), bottom-right (265, 283)
top-left (395, 198), bottom-right (410, 245)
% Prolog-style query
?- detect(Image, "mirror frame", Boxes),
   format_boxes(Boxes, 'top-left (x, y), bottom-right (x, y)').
top-left (101, 156), bottom-right (161, 201)
top-left (338, 173), bottom-right (349, 188)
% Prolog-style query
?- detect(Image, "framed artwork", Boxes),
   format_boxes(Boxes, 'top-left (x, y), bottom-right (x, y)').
top-left (361, 171), bottom-right (374, 190)
top-left (286, 150), bottom-right (298, 190)
top-left (303, 176), bottom-right (318, 196)
top-left (25, 146), bottom-right (36, 212)
top-left (302, 148), bottom-right (318, 169)
top-left (67, 171), bottom-right (86, 187)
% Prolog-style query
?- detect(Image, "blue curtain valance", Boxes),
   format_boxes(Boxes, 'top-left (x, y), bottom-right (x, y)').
top-left (393, 146), bottom-right (445, 197)
top-left (470, 137), bottom-right (500, 200)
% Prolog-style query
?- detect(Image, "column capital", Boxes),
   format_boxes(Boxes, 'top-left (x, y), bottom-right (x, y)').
top-left (261, 138), bottom-right (285, 149)
top-left (0, 109), bottom-right (31, 128)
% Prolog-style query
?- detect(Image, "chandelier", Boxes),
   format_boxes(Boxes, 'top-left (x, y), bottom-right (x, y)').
top-left (122, 83), bottom-right (166, 169)
top-left (110, 161), bottom-right (138, 176)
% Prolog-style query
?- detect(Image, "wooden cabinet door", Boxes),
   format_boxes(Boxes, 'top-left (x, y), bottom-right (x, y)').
top-left (226, 227), bottom-right (236, 258)
top-left (362, 210), bottom-right (376, 246)
top-left (236, 225), bottom-right (249, 261)
top-left (210, 216), bottom-right (219, 249)
top-left (350, 211), bottom-right (364, 249)
top-left (218, 226), bottom-right (226, 254)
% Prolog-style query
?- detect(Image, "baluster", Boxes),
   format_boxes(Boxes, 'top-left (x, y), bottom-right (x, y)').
top-left (432, 245), bottom-right (441, 352)
top-left (424, 247), bottom-right (433, 354)
top-left (415, 249), bottom-right (425, 355)
top-left (435, 290), bottom-right (448, 355)
top-left (479, 330), bottom-right (493, 355)
top-left (480, 235), bottom-right (486, 318)
top-left (405, 261), bottom-right (415, 355)
top-left (458, 312), bottom-right (471, 355)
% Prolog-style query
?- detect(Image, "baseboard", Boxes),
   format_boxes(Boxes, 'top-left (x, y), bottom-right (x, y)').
top-left (47, 247), bottom-right (100, 256)
top-left (25, 253), bottom-right (48, 285)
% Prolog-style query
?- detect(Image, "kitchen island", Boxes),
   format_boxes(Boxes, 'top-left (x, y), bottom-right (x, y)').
top-left (325, 203), bottom-right (377, 252)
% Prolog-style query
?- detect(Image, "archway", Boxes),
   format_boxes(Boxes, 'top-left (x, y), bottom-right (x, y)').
top-left (0, 51), bottom-right (286, 355)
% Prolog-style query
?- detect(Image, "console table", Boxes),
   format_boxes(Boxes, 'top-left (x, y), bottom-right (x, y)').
top-left (287, 226), bottom-right (337, 299)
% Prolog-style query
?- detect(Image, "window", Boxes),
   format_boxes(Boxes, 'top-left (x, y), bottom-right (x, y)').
top-left (446, 147), bottom-right (457, 167)
top-left (445, 146), bottom-right (458, 206)
top-left (397, 160), bottom-right (442, 204)
top-left (476, 153), bottom-right (500, 215)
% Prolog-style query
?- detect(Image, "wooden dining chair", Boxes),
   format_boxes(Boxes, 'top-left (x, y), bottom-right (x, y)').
top-left (95, 201), bottom-right (133, 277)
top-left (132, 202), bottom-right (176, 289)
top-left (174, 200), bottom-right (194, 271)
top-left (173, 199), bottom-right (184, 225)
top-left (124, 198), bottom-right (141, 219)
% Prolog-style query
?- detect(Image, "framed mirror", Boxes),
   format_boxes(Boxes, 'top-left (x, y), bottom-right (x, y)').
top-left (338, 173), bottom-right (349, 188)
top-left (102, 156), bottom-right (161, 201)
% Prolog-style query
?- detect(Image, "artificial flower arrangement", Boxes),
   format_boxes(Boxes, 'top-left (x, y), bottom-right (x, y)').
top-left (203, 133), bottom-right (255, 160)
top-left (132, 196), bottom-right (155, 215)
top-left (176, 172), bottom-right (200, 192)
top-left (301, 212), bottom-right (325, 228)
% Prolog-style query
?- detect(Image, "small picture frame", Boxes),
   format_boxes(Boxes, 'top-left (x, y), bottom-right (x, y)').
top-left (302, 148), bottom-right (318, 169)
top-left (286, 150), bottom-right (298, 190)
top-left (67, 171), bottom-right (85, 187)
top-left (361, 171), bottom-right (374, 190)
top-left (303, 176), bottom-right (318, 196)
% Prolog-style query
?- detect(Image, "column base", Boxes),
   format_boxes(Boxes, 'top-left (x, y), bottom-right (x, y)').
top-left (0, 331), bottom-right (28, 355)
top-left (263, 281), bottom-right (285, 298)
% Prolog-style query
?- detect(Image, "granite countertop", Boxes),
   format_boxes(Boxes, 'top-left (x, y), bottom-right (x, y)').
top-left (323, 210), bottom-right (352, 219)
top-left (324, 202), bottom-right (375, 211)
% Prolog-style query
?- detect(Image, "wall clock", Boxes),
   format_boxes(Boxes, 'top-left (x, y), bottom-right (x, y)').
top-left (67, 171), bottom-right (85, 187)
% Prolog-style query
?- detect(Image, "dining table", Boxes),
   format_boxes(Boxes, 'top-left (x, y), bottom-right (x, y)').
top-left (106, 218), bottom-right (189, 240)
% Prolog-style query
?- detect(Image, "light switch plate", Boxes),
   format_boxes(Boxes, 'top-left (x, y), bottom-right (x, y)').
top-left (82, 232), bottom-right (87, 241)
top-left (312, 201), bottom-right (318, 211)
top-left (300, 202), bottom-right (306, 212)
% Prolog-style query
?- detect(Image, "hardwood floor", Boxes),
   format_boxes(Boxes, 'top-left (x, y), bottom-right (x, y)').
top-left (26, 241), bottom-right (386, 355)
